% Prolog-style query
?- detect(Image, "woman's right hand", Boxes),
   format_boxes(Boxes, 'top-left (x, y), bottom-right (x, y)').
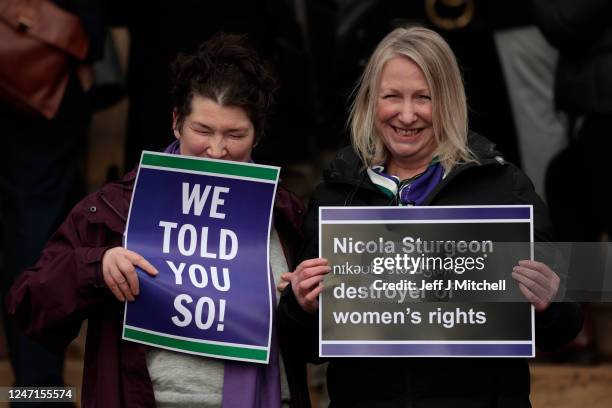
top-left (102, 247), bottom-right (159, 302)
top-left (289, 258), bottom-right (331, 313)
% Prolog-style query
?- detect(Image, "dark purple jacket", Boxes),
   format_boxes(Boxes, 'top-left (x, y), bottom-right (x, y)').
top-left (6, 169), bottom-right (309, 408)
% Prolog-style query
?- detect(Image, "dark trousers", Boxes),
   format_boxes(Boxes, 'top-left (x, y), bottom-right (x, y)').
top-left (0, 76), bottom-right (89, 396)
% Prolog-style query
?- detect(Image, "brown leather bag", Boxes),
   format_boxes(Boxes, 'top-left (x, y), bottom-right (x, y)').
top-left (0, 0), bottom-right (89, 119)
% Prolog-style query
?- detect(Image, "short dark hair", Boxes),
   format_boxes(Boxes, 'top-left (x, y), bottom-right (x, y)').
top-left (170, 33), bottom-right (278, 142)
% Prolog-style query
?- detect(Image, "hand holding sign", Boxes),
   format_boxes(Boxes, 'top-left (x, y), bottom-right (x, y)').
top-left (290, 258), bottom-right (331, 313)
top-left (102, 247), bottom-right (159, 301)
top-left (512, 260), bottom-right (560, 312)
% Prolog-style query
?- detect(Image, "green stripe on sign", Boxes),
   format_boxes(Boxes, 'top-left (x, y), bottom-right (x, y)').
top-left (124, 327), bottom-right (268, 362)
top-left (141, 153), bottom-right (278, 181)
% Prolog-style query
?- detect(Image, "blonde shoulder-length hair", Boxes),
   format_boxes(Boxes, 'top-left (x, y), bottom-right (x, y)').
top-left (349, 26), bottom-right (475, 174)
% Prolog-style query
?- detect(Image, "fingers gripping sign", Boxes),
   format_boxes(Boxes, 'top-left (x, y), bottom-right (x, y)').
top-left (512, 260), bottom-right (560, 312)
top-left (277, 272), bottom-right (292, 293)
top-left (102, 247), bottom-right (159, 302)
top-left (290, 258), bottom-right (331, 313)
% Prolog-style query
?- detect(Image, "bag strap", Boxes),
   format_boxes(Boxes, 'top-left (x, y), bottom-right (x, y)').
top-left (0, 0), bottom-right (89, 60)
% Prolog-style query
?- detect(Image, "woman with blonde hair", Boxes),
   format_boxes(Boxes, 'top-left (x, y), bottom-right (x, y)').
top-left (279, 26), bottom-right (582, 407)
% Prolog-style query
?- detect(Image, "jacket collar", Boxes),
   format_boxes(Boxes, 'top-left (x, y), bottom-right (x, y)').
top-left (324, 132), bottom-right (507, 203)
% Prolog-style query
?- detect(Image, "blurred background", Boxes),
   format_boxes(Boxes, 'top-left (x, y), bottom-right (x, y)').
top-left (1, 0), bottom-right (612, 406)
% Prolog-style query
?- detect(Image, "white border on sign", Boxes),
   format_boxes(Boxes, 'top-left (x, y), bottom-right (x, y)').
top-left (122, 151), bottom-right (279, 364)
top-left (318, 204), bottom-right (536, 358)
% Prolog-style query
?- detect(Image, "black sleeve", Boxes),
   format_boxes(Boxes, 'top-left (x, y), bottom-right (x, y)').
top-left (534, 302), bottom-right (584, 351)
top-left (298, 193), bottom-right (322, 263)
top-left (512, 165), bottom-right (584, 351)
top-left (278, 285), bottom-right (322, 364)
top-left (511, 164), bottom-right (553, 242)
top-left (278, 189), bottom-right (326, 364)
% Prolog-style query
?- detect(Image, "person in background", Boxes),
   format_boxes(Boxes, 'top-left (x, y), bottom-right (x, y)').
top-left (490, 0), bottom-right (568, 199)
top-left (531, 0), bottom-right (612, 365)
top-left (0, 0), bottom-right (105, 401)
top-left (531, 0), bottom-right (612, 243)
top-left (279, 26), bottom-right (583, 407)
top-left (6, 33), bottom-right (309, 408)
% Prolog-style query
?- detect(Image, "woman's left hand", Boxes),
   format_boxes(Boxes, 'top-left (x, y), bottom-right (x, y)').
top-left (512, 260), bottom-right (560, 312)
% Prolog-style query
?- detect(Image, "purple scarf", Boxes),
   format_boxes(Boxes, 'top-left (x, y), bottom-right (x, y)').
top-left (163, 140), bottom-right (282, 408)
top-left (367, 160), bottom-right (444, 206)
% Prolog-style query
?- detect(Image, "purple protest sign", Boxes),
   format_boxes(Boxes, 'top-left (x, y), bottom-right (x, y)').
top-left (122, 151), bottom-right (279, 363)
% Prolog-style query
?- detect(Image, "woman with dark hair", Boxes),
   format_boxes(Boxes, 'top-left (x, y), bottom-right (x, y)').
top-left (7, 34), bottom-right (308, 408)
top-left (279, 26), bottom-right (582, 407)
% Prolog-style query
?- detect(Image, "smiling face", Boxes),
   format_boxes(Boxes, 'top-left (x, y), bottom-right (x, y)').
top-left (174, 95), bottom-right (255, 162)
top-left (375, 55), bottom-right (436, 177)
